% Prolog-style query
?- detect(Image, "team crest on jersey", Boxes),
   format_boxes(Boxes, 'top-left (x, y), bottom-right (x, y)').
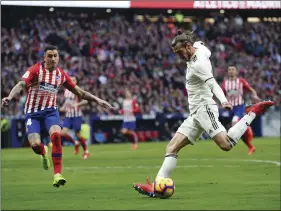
top-left (22, 71), bottom-right (30, 79)
top-left (56, 75), bottom-right (61, 80)
top-left (192, 55), bottom-right (197, 62)
top-left (39, 82), bottom-right (57, 93)
top-left (227, 89), bottom-right (238, 96)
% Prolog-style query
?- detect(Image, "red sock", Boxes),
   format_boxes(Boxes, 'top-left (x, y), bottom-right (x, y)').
top-left (31, 143), bottom-right (46, 155)
top-left (76, 134), bottom-right (88, 151)
top-left (128, 131), bottom-right (138, 144)
top-left (62, 133), bottom-right (76, 145)
top-left (242, 127), bottom-right (254, 148)
top-left (51, 132), bottom-right (62, 174)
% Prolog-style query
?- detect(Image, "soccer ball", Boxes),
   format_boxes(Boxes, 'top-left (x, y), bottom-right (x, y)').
top-left (153, 178), bottom-right (175, 199)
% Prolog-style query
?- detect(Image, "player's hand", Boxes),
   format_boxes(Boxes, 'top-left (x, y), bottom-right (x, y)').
top-left (222, 102), bottom-right (233, 110)
top-left (96, 99), bottom-right (115, 111)
top-left (2, 97), bottom-right (11, 107)
top-left (59, 107), bottom-right (65, 112)
top-left (72, 103), bottom-right (80, 108)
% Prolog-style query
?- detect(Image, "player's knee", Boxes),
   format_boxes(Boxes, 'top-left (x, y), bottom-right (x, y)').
top-left (219, 141), bottom-right (232, 151)
top-left (28, 133), bottom-right (41, 147)
top-left (29, 141), bottom-right (40, 148)
top-left (213, 133), bottom-right (232, 151)
top-left (61, 127), bottom-right (69, 135)
top-left (220, 145), bottom-right (231, 151)
top-left (121, 129), bottom-right (127, 134)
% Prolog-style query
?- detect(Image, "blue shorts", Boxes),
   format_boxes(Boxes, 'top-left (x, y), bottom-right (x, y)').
top-left (122, 121), bottom-right (136, 130)
top-left (63, 117), bottom-right (82, 132)
top-left (230, 104), bottom-right (245, 119)
top-left (25, 108), bottom-right (62, 136)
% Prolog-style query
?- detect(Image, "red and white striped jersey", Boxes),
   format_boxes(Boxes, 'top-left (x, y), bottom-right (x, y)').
top-left (63, 89), bottom-right (83, 117)
top-left (221, 77), bottom-right (252, 106)
top-left (21, 62), bottom-right (75, 114)
top-left (121, 99), bottom-right (140, 122)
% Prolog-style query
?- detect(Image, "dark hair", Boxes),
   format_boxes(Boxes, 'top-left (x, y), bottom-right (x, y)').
top-left (228, 64), bottom-right (237, 68)
top-left (171, 30), bottom-right (195, 47)
top-left (44, 45), bottom-right (58, 53)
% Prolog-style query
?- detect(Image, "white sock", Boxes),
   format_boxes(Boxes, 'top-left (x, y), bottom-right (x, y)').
top-left (227, 112), bottom-right (256, 146)
top-left (155, 154), bottom-right (177, 181)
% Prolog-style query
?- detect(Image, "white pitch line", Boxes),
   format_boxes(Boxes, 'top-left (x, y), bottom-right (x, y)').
top-left (64, 157), bottom-right (281, 171)
top-left (186, 158), bottom-right (281, 166)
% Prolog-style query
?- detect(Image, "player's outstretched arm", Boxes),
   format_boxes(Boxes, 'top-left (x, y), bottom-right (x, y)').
top-left (249, 88), bottom-right (260, 102)
top-left (206, 78), bottom-right (233, 110)
top-left (68, 85), bottom-right (114, 111)
top-left (246, 86), bottom-right (260, 102)
top-left (240, 78), bottom-right (260, 102)
top-left (75, 100), bottom-right (88, 107)
top-left (2, 81), bottom-right (26, 106)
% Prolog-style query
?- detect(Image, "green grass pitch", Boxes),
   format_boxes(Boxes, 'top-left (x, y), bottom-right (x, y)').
top-left (2, 138), bottom-right (280, 210)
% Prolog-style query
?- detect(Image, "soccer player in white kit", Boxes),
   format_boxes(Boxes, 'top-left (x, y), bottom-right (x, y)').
top-left (133, 30), bottom-right (274, 197)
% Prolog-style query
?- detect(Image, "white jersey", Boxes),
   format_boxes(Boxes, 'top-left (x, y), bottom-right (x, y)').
top-left (186, 41), bottom-right (217, 114)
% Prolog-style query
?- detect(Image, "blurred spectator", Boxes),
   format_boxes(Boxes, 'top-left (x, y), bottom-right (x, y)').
top-left (1, 12), bottom-right (280, 116)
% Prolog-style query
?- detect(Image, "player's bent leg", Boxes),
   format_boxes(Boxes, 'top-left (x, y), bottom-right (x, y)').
top-left (242, 127), bottom-right (255, 155)
top-left (28, 133), bottom-right (50, 170)
top-left (121, 128), bottom-right (138, 149)
top-left (232, 115), bottom-right (255, 154)
top-left (61, 127), bottom-right (80, 154)
top-left (61, 127), bottom-right (69, 135)
top-left (121, 128), bottom-right (128, 135)
top-left (196, 105), bottom-right (232, 151)
top-left (231, 115), bottom-right (240, 126)
top-left (212, 119), bottom-right (253, 152)
top-left (213, 101), bottom-right (274, 151)
top-left (75, 131), bottom-right (89, 159)
top-left (212, 131), bottom-right (232, 151)
top-left (49, 125), bottom-right (66, 188)
top-left (128, 130), bottom-right (138, 150)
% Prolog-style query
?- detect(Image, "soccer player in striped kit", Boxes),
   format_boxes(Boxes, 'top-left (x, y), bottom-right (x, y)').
top-left (2, 45), bottom-right (114, 187)
top-left (60, 76), bottom-right (89, 159)
top-left (120, 89), bottom-right (140, 150)
top-left (221, 65), bottom-right (260, 155)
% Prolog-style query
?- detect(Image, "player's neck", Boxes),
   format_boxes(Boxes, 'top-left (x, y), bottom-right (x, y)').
top-left (188, 48), bottom-right (197, 61)
top-left (229, 76), bottom-right (236, 81)
top-left (44, 64), bottom-right (56, 71)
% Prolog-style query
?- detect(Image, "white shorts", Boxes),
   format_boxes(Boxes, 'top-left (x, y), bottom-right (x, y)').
top-left (177, 105), bottom-right (226, 144)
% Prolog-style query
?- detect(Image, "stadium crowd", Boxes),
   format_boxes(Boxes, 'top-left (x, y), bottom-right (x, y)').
top-left (1, 11), bottom-right (280, 116)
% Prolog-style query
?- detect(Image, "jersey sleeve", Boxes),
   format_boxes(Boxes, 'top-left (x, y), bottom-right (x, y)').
top-left (62, 71), bottom-right (76, 90)
top-left (193, 41), bottom-right (211, 58)
top-left (119, 109), bottom-right (124, 115)
top-left (221, 80), bottom-right (226, 94)
top-left (132, 99), bottom-right (140, 113)
top-left (194, 61), bottom-right (214, 82)
top-left (21, 65), bottom-right (38, 86)
top-left (240, 78), bottom-right (252, 91)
